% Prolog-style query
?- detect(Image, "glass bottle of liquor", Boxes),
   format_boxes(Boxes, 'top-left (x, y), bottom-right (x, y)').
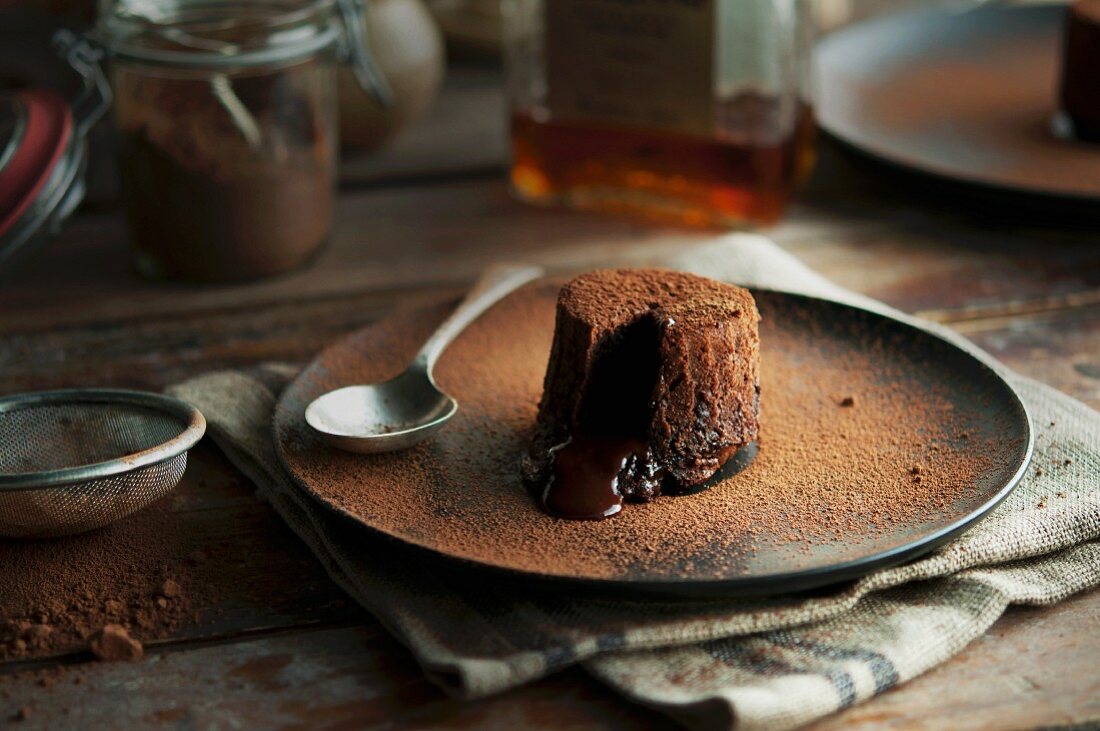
top-left (503, 0), bottom-right (815, 227)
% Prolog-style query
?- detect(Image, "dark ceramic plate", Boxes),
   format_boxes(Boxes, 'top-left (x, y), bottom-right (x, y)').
top-left (275, 284), bottom-right (1033, 598)
top-left (815, 5), bottom-right (1100, 206)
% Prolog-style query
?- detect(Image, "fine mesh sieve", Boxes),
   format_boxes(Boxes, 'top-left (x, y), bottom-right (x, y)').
top-left (0, 389), bottom-right (206, 539)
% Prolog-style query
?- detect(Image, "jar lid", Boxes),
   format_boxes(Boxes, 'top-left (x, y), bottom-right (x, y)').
top-left (0, 32), bottom-right (110, 272)
top-left (0, 91), bottom-right (71, 233)
top-left (93, 0), bottom-right (393, 106)
top-left (0, 91), bottom-right (79, 268)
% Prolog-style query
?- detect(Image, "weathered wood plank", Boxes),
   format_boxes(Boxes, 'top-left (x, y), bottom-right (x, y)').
top-left (0, 624), bottom-right (672, 730)
top-left (2, 586), bottom-right (1098, 730)
top-left (0, 182), bottom-right (707, 333)
top-left (4, 177), bottom-right (1100, 336)
top-left (0, 287), bottom-right (451, 392)
top-left (961, 302), bottom-right (1100, 410)
top-left (807, 586), bottom-right (1100, 731)
top-left (774, 209), bottom-right (1100, 322)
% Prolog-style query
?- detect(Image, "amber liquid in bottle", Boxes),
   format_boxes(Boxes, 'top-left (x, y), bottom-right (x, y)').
top-left (510, 93), bottom-right (815, 227)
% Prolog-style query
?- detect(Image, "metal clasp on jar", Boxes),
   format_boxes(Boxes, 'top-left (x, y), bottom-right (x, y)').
top-left (336, 0), bottom-right (394, 107)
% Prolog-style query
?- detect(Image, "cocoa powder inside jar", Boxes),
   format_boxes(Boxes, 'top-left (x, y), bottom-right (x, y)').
top-left (113, 61), bottom-right (335, 282)
top-left (279, 284), bottom-right (1020, 583)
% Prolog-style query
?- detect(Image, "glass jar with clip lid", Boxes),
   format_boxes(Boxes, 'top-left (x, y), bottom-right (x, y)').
top-left (91, 0), bottom-right (392, 281)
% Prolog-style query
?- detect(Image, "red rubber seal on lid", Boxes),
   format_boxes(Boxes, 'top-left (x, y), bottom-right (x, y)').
top-left (0, 90), bottom-right (73, 240)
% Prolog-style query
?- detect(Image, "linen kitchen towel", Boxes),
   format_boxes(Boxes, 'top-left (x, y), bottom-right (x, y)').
top-left (170, 234), bottom-right (1100, 730)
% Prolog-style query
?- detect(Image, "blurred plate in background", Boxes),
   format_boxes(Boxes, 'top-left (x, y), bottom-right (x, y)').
top-left (815, 5), bottom-right (1100, 206)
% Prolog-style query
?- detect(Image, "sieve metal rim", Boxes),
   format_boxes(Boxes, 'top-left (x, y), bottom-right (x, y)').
top-left (0, 388), bottom-right (206, 491)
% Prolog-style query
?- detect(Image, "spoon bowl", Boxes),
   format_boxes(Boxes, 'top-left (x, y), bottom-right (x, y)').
top-left (305, 263), bottom-right (543, 453)
top-left (305, 370), bottom-right (456, 454)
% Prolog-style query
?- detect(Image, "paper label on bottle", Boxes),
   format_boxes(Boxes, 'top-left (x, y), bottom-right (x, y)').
top-left (545, 0), bottom-right (715, 136)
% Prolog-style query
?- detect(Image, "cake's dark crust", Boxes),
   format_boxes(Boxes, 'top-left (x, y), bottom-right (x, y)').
top-left (525, 269), bottom-right (761, 502)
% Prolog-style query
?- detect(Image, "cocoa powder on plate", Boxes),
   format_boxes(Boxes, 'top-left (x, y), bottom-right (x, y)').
top-left (278, 283), bottom-right (1020, 583)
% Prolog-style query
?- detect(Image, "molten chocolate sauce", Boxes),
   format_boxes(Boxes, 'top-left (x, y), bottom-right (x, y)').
top-left (540, 435), bottom-right (760, 520)
top-left (541, 435), bottom-right (652, 520)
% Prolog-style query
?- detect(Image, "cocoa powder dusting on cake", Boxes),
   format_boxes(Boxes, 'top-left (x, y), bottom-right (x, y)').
top-left (281, 284), bottom-right (1003, 582)
top-left (557, 268), bottom-right (754, 329)
top-left (527, 269), bottom-right (761, 512)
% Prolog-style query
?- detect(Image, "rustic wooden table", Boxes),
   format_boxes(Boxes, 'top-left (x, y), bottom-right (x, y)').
top-left (1, 67), bottom-right (1098, 729)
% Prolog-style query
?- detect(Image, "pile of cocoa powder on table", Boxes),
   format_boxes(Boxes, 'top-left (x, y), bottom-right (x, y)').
top-left (0, 506), bottom-right (203, 662)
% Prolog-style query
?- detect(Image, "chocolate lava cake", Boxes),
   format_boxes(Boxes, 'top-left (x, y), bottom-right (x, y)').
top-left (525, 269), bottom-right (761, 520)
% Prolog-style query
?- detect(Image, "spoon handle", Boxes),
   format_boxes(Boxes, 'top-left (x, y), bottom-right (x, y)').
top-left (414, 263), bottom-right (544, 374)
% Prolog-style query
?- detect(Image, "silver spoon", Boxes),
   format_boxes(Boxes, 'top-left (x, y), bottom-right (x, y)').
top-left (305, 263), bottom-right (544, 453)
